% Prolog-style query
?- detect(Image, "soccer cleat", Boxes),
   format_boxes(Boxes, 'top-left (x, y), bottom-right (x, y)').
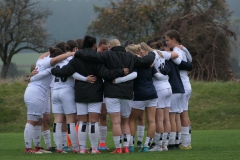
top-left (73, 150), bottom-right (80, 153)
top-left (91, 148), bottom-right (101, 154)
top-left (179, 144), bottom-right (191, 150)
top-left (149, 146), bottom-right (163, 152)
top-left (63, 146), bottom-right (72, 152)
top-left (46, 147), bottom-right (56, 152)
top-left (56, 150), bottom-right (67, 153)
top-left (129, 146), bottom-right (135, 153)
top-left (162, 146), bottom-right (168, 151)
top-left (98, 142), bottom-right (109, 150)
top-left (150, 142), bottom-right (156, 149)
top-left (122, 146), bottom-right (129, 153)
top-left (138, 146), bottom-right (149, 152)
top-left (110, 148), bottom-right (122, 154)
top-left (137, 141), bottom-right (143, 148)
top-left (24, 148), bottom-right (42, 154)
top-left (188, 145), bottom-right (192, 149)
top-left (167, 144), bottom-right (175, 150)
top-left (174, 144), bottom-right (180, 149)
top-left (36, 147), bottom-right (52, 153)
top-left (79, 149), bottom-right (89, 154)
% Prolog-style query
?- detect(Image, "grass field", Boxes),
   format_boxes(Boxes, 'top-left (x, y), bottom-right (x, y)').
top-left (0, 80), bottom-right (240, 132)
top-left (0, 130), bottom-right (239, 160)
top-left (0, 80), bottom-right (240, 159)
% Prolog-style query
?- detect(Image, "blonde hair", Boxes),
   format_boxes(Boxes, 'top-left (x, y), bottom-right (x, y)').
top-left (140, 42), bottom-right (163, 58)
top-left (109, 39), bottom-right (121, 49)
top-left (125, 44), bottom-right (140, 55)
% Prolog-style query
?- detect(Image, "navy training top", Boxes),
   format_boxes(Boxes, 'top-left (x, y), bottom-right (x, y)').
top-left (133, 67), bottom-right (158, 101)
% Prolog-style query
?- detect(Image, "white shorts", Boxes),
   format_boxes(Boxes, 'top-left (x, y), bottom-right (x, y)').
top-left (181, 90), bottom-right (192, 111)
top-left (76, 102), bottom-right (102, 115)
top-left (131, 98), bottom-right (158, 110)
top-left (156, 88), bottom-right (172, 109)
top-left (42, 89), bottom-right (51, 114)
top-left (170, 93), bottom-right (183, 113)
top-left (52, 87), bottom-right (76, 114)
top-left (24, 86), bottom-right (45, 117)
top-left (105, 98), bottom-right (131, 118)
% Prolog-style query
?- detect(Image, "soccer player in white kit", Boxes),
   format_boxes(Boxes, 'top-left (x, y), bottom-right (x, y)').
top-left (142, 41), bottom-right (180, 151)
top-left (51, 40), bottom-right (80, 153)
top-left (23, 48), bottom-right (74, 154)
top-left (165, 30), bottom-right (192, 149)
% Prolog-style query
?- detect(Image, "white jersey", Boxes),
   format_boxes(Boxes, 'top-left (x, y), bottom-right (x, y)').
top-left (28, 57), bottom-right (53, 92)
top-left (53, 57), bottom-right (74, 90)
top-left (152, 50), bottom-right (171, 91)
top-left (173, 47), bottom-right (191, 90)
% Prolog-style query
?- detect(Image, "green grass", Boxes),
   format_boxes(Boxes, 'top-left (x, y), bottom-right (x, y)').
top-left (0, 80), bottom-right (240, 132)
top-left (0, 130), bottom-right (239, 160)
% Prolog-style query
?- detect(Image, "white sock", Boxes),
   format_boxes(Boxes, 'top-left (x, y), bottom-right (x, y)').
top-left (99, 126), bottom-right (107, 143)
top-left (113, 136), bottom-right (122, 148)
top-left (89, 122), bottom-right (99, 149)
top-left (53, 123), bottom-right (62, 150)
top-left (42, 130), bottom-right (52, 149)
top-left (137, 125), bottom-right (145, 142)
top-left (169, 132), bottom-right (176, 145)
top-left (129, 135), bottom-right (134, 146)
top-left (154, 133), bottom-right (163, 147)
top-left (181, 126), bottom-right (189, 147)
top-left (78, 122), bottom-right (88, 150)
top-left (162, 132), bottom-right (169, 148)
top-left (68, 123), bottom-right (79, 151)
top-left (123, 134), bottom-right (130, 147)
top-left (24, 123), bottom-right (34, 148)
top-left (33, 125), bottom-right (42, 148)
top-left (144, 137), bottom-right (152, 147)
top-left (62, 132), bottom-right (67, 147)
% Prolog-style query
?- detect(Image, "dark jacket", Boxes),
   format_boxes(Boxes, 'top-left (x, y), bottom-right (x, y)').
top-left (75, 46), bottom-right (155, 99)
top-left (51, 48), bottom-right (125, 102)
top-left (133, 67), bottom-right (158, 101)
top-left (166, 60), bottom-right (185, 94)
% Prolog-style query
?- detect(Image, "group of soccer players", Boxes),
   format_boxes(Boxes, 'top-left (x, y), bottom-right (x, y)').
top-left (23, 29), bottom-right (192, 154)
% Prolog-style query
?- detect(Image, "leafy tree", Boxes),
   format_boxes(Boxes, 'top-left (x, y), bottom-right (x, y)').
top-left (155, 0), bottom-right (236, 81)
top-left (0, 0), bottom-right (52, 79)
top-left (87, 0), bottom-right (174, 42)
top-left (88, 0), bottom-right (236, 81)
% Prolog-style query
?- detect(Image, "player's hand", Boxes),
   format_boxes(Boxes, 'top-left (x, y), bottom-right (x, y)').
top-left (31, 68), bottom-right (38, 76)
top-left (150, 62), bottom-right (154, 68)
top-left (177, 45), bottom-right (183, 50)
top-left (112, 79), bottom-right (116, 84)
top-left (86, 75), bottom-right (97, 83)
top-left (123, 68), bottom-right (129, 75)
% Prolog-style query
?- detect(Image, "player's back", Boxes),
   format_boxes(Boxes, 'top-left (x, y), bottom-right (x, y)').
top-left (53, 57), bottom-right (74, 90)
top-left (28, 57), bottom-right (52, 92)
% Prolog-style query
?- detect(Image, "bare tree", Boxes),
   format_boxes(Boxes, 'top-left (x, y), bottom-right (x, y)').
top-left (0, 0), bottom-right (52, 79)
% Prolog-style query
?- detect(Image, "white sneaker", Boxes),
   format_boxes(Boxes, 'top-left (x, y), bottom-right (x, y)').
top-left (38, 149), bottom-right (52, 153)
top-left (162, 146), bottom-right (168, 151)
top-left (149, 146), bottom-right (163, 152)
top-left (79, 149), bottom-right (89, 154)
